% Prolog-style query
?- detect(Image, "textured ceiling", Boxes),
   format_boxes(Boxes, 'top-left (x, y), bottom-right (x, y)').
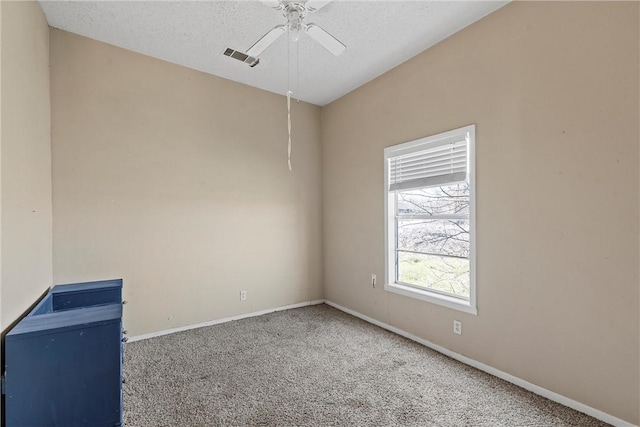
top-left (39, 1), bottom-right (508, 106)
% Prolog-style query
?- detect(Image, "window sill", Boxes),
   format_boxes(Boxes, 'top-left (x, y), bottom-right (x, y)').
top-left (384, 282), bottom-right (477, 315)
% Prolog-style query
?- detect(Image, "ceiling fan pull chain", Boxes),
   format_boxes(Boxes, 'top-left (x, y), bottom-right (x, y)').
top-left (287, 90), bottom-right (292, 172)
top-left (286, 27), bottom-right (293, 172)
top-left (296, 39), bottom-right (300, 103)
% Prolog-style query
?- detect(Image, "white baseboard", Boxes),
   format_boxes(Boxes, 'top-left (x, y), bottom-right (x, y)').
top-left (323, 300), bottom-right (635, 427)
top-left (127, 299), bottom-right (325, 343)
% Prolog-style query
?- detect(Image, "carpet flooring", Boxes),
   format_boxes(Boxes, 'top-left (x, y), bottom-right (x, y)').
top-left (123, 304), bottom-right (608, 426)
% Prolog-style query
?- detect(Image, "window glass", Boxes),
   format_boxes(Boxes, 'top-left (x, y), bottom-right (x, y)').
top-left (397, 218), bottom-right (470, 258)
top-left (397, 252), bottom-right (470, 298)
top-left (396, 183), bottom-right (470, 216)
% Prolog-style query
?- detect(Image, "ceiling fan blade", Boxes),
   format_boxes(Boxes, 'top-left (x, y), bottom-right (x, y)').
top-left (259, 0), bottom-right (283, 9)
top-left (305, 24), bottom-right (346, 56)
top-left (306, 0), bottom-right (333, 12)
top-left (247, 25), bottom-right (286, 57)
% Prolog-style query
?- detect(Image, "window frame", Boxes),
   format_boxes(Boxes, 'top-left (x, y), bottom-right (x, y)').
top-left (384, 125), bottom-right (477, 315)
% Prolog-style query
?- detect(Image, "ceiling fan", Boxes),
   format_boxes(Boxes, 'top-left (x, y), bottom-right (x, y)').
top-left (224, 0), bottom-right (346, 67)
top-left (223, 0), bottom-right (345, 173)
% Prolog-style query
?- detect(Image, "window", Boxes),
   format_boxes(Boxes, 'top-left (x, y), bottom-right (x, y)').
top-left (384, 125), bottom-right (476, 314)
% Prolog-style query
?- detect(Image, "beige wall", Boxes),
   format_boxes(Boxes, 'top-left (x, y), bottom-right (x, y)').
top-left (50, 30), bottom-right (323, 336)
top-left (0, 1), bottom-right (52, 330)
top-left (322, 2), bottom-right (639, 424)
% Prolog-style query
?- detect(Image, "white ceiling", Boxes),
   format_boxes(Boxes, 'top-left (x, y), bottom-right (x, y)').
top-left (39, 0), bottom-right (507, 106)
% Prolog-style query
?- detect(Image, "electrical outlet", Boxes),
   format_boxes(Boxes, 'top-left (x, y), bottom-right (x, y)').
top-left (453, 320), bottom-right (462, 335)
top-left (371, 274), bottom-right (377, 287)
top-left (240, 290), bottom-right (247, 301)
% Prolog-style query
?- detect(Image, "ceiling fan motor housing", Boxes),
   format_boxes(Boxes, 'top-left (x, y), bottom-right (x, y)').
top-left (284, 3), bottom-right (306, 39)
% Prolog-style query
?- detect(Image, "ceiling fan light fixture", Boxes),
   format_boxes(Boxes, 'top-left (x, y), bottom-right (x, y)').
top-left (286, 5), bottom-right (303, 42)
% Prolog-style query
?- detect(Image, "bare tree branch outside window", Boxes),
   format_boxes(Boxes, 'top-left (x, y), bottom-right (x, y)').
top-left (396, 182), bottom-right (470, 298)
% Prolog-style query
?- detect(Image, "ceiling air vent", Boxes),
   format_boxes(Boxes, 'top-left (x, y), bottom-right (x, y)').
top-left (223, 48), bottom-right (260, 67)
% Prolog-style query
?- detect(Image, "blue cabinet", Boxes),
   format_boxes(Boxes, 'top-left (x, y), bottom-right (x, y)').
top-left (3, 279), bottom-right (124, 426)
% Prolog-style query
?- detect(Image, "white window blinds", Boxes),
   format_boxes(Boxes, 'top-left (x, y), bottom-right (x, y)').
top-left (388, 133), bottom-right (469, 192)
